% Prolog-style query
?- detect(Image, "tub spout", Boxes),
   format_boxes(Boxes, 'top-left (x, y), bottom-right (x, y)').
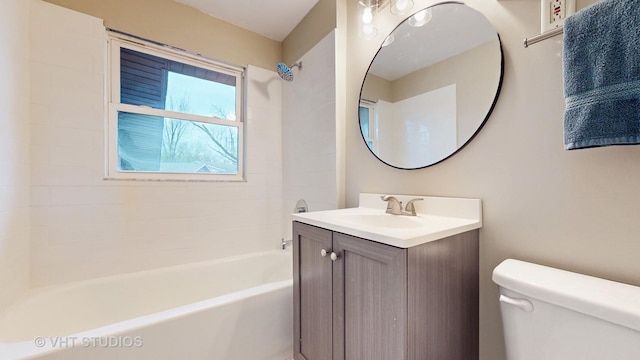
top-left (281, 239), bottom-right (292, 250)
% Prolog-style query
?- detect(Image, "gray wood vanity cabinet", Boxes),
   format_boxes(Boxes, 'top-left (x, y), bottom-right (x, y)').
top-left (293, 221), bottom-right (479, 360)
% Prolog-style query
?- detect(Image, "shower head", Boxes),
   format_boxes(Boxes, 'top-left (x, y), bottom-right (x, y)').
top-left (276, 62), bottom-right (302, 82)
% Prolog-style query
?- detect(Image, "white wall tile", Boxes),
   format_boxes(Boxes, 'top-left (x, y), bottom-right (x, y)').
top-left (282, 31), bottom-right (338, 240)
top-left (0, 0), bottom-right (30, 311)
top-left (29, 3), bottom-right (283, 286)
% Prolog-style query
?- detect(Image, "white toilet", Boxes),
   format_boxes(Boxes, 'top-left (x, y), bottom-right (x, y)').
top-left (492, 259), bottom-right (640, 360)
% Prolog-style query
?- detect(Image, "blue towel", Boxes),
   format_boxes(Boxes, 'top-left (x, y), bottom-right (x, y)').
top-left (563, 0), bottom-right (640, 150)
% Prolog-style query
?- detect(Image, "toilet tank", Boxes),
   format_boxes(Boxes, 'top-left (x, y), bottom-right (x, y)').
top-left (492, 259), bottom-right (640, 360)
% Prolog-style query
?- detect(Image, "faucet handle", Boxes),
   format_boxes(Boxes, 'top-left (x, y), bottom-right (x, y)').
top-left (404, 198), bottom-right (423, 216)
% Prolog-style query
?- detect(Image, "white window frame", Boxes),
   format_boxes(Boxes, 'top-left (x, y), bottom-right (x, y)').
top-left (359, 100), bottom-right (378, 153)
top-left (105, 32), bottom-right (245, 182)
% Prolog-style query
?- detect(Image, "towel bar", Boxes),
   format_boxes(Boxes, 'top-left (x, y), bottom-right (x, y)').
top-left (524, 27), bottom-right (564, 48)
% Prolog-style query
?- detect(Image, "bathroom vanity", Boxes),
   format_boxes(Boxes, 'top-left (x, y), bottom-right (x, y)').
top-left (291, 194), bottom-right (481, 360)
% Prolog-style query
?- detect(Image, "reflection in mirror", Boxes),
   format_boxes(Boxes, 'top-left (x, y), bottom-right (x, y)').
top-left (359, 3), bottom-right (503, 169)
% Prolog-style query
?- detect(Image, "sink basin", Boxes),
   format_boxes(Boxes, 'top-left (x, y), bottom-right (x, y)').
top-left (341, 213), bottom-right (424, 228)
top-left (291, 193), bottom-right (482, 248)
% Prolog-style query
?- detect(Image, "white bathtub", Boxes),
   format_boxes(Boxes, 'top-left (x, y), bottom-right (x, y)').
top-left (0, 251), bottom-right (293, 360)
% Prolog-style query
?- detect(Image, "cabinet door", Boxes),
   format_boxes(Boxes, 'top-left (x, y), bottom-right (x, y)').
top-left (293, 222), bottom-right (334, 360)
top-left (332, 233), bottom-right (407, 360)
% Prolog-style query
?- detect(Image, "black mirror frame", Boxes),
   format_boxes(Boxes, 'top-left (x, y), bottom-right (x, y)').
top-left (358, 3), bottom-right (505, 170)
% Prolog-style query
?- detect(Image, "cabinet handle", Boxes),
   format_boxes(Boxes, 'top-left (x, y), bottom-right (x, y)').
top-left (321, 249), bottom-right (329, 257)
top-left (330, 252), bottom-right (339, 261)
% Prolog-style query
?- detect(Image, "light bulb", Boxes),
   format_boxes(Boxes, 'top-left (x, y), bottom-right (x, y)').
top-left (362, 7), bottom-right (373, 24)
top-left (409, 9), bottom-right (431, 27)
top-left (394, 0), bottom-right (408, 12)
top-left (362, 24), bottom-right (374, 35)
top-left (391, 0), bottom-right (413, 15)
top-left (361, 23), bottom-right (378, 39)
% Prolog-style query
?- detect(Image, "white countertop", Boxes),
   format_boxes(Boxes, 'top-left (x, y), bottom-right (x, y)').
top-left (291, 193), bottom-right (482, 248)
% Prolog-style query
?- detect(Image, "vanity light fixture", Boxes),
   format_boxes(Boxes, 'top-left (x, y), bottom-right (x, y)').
top-left (359, 0), bottom-right (380, 39)
top-left (359, 0), bottom-right (416, 39)
top-left (409, 8), bottom-right (432, 27)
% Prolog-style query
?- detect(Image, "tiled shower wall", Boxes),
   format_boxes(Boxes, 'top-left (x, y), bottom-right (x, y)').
top-left (29, 1), bottom-right (283, 287)
top-left (282, 30), bottom-right (337, 240)
top-left (0, 0), bottom-right (31, 311)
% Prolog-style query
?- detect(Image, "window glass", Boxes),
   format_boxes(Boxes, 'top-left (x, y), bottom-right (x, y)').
top-left (117, 112), bottom-right (238, 174)
top-left (120, 48), bottom-right (237, 119)
top-left (359, 106), bottom-right (370, 138)
top-left (359, 104), bottom-right (376, 152)
top-left (107, 34), bottom-right (244, 181)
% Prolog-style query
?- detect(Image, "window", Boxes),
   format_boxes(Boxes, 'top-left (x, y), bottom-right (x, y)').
top-left (106, 32), bottom-right (245, 181)
top-left (359, 101), bottom-right (377, 152)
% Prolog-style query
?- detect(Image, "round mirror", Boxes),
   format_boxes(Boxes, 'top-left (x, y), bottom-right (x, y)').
top-left (359, 3), bottom-right (503, 169)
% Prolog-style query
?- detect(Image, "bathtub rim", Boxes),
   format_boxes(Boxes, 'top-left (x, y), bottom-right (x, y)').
top-left (6, 249), bottom-right (292, 303)
top-left (0, 249), bottom-right (293, 359)
top-left (0, 278), bottom-right (292, 359)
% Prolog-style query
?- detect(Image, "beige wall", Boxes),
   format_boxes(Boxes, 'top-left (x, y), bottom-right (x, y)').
top-left (0, 0), bottom-right (31, 311)
top-left (282, 0), bottom-right (336, 64)
top-left (44, 0), bottom-right (281, 70)
top-left (363, 40), bottom-right (500, 104)
top-left (345, 0), bottom-right (637, 359)
top-left (363, 40), bottom-right (501, 147)
top-left (361, 73), bottom-right (392, 102)
top-left (391, 40), bottom-right (500, 103)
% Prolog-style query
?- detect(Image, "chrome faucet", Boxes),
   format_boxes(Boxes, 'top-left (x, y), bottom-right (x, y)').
top-left (381, 195), bottom-right (423, 216)
top-left (404, 198), bottom-right (423, 216)
top-left (381, 195), bottom-right (404, 215)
